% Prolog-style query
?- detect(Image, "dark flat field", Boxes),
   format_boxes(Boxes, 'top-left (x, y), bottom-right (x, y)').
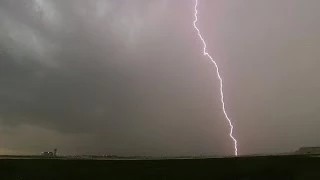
top-left (0, 155), bottom-right (320, 179)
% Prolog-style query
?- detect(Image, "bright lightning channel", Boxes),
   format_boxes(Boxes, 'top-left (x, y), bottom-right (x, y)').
top-left (193, 0), bottom-right (238, 156)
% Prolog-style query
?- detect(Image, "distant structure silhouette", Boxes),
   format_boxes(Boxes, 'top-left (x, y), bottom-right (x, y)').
top-left (40, 148), bottom-right (57, 157)
top-left (295, 147), bottom-right (320, 155)
top-left (41, 151), bottom-right (54, 156)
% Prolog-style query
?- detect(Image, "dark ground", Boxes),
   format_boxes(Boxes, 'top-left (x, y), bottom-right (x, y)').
top-left (0, 155), bottom-right (319, 179)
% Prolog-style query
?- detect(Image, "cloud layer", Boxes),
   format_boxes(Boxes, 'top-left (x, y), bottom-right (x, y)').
top-left (1, 0), bottom-right (320, 156)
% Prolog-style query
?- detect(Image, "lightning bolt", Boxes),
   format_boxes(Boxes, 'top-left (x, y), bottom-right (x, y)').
top-left (193, 0), bottom-right (238, 156)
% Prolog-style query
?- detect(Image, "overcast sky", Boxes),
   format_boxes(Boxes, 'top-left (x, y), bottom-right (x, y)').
top-left (1, 0), bottom-right (320, 156)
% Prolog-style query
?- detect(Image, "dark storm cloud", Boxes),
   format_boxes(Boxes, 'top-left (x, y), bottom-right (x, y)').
top-left (0, 0), bottom-right (137, 132)
top-left (1, 0), bottom-right (230, 156)
top-left (0, 22), bottom-right (134, 133)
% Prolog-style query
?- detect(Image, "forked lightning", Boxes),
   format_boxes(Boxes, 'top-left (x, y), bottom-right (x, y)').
top-left (192, 0), bottom-right (238, 156)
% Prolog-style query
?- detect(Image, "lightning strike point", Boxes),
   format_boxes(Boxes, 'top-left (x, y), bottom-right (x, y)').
top-left (193, 0), bottom-right (238, 156)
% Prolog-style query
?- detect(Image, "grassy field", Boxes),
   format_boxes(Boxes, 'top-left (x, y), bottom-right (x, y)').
top-left (0, 155), bottom-right (319, 179)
